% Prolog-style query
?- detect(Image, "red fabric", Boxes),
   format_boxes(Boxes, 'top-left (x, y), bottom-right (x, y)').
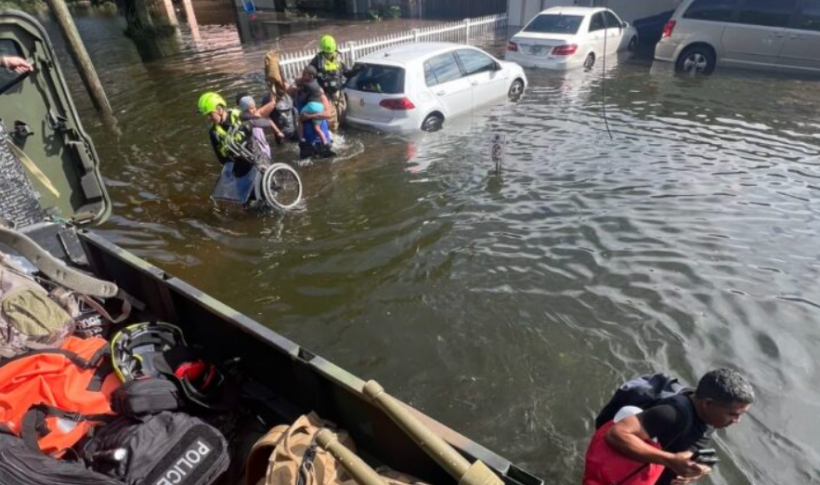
top-left (0, 336), bottom-right (119, 456)
top-left (583, 421), bottom-right (665, 485)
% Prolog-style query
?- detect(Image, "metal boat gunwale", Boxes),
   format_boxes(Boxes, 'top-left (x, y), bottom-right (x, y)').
top-left (74, 228), bottom-right (542, 485)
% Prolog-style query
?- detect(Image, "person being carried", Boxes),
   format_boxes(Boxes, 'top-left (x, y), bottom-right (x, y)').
top-left (236, 93), bottom-right (285, 154)
top-left (596, 368), bottom-right (754, 485)
top-left (197, 91), bottom-right (274, 176)
top-left (0, 55), bottom-right (33, 74)
top-left (293, 66), bottom-right (330, 148)
top-left (308, 35), bottom-right (350, 131)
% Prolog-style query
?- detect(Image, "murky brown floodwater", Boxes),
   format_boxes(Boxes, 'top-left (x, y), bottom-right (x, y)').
top-left (36, 9), bottom-right (820, 485)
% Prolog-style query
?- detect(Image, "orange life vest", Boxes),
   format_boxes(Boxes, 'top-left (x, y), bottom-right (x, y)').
top-left (583, 421), bottom-right (665, 485)
top-left (0, 336), bottom-right (119, 457)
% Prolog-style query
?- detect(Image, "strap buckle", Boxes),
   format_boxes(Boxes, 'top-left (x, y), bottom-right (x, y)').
top-left (62, 411), bottom-right (85, 422)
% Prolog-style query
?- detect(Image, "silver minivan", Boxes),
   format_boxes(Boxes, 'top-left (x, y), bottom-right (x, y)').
top-left (654, 0), bottom-right (820, 75)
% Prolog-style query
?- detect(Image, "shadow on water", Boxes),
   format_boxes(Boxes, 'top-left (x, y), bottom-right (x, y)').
top-left (38, 10), bottom-right (820, 485)
top-left (132, 34), bottom-right (182, 62)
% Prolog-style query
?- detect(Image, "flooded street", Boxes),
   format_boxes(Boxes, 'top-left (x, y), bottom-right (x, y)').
top-left (44, 11), bottom-right (820, 485)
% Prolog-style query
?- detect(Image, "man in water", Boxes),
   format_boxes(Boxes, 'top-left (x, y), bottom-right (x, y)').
top-left (286, 66), bottom-right (333, 159)
top-left (308, 35), bottom-right (349, 131)
top-left (294, 66), bottom-right (330, 147)
top-left (605, 368), bottom-right (754, 484)
top-left (198, 92), bottom-right (274, 175)
top-left (0, 55), bottom-right (33, 74)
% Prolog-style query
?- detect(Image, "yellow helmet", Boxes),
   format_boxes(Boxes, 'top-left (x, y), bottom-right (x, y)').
top-left (320, 35), bottom-right (337, 54)
top-left (197, 92), bottom-right (226, 115)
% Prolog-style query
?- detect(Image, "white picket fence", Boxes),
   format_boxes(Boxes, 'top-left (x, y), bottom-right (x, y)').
top-left (278, 14), bottom-right (508, 81)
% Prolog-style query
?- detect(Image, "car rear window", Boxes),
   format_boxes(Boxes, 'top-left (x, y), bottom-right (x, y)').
top-left (345, 63), bottom-right (405, 94)
top-left (683, 0), bottom-right (738, 22)
top-left (424, 52), bottom-right (462, 87)
top-left (523, 14), bottom-right (584, 34)
top-left (455, 49), bottom-right (497, 76)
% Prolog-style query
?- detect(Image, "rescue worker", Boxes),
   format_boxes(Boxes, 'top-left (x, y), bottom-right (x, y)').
top-left (197, 92), bottom-right (273, 177)
top-left (308, 35), bottom-right (349, 132)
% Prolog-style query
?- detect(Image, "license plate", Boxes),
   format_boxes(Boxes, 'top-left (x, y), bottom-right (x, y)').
top-left (529, 45), bottom-right (543, 55)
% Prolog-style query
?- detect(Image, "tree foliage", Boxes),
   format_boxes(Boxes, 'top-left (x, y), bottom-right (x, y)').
top-left (0, 0), bottom-right (48, 13)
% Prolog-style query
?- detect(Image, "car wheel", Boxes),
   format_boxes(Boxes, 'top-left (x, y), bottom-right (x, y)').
top-left (583, 53), bottom-right (595, 70)
top-left (421, 114), bottom-right (443, 132)
top-left (627, 36), bottom-right (637, 52)
top-left (508, 79), bottom-right (525, 101)
top-left (676, 45), bottom-right (716, 76)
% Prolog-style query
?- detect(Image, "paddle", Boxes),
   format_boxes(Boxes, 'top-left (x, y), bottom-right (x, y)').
top-left (363, 381), bottom-right (503, 485)
top-left (316, 429), bottom-right (387, 485)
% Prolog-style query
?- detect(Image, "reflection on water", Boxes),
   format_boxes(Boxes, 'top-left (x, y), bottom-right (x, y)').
top-left (43, 12), bottom-right (820, 485)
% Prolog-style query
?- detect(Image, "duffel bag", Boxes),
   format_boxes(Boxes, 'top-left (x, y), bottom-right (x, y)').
top-left (0, 335), bottom-right (119, 457)
top-left (0, 434), bottom-right (122, 485)
top-left (0, 251), bottom-right (76, 358)
top-left (246, 412), bottom-right (356, 485)
top-left (247, 412), bottom-right (432, 485)
top-left (81, 411), bottom-right (230, 485)
top-left (0, 226), bottom-right (134, 358)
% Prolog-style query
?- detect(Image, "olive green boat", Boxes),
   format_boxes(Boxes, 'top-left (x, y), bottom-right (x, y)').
top-left (0, 10), bottom-right (542, 485)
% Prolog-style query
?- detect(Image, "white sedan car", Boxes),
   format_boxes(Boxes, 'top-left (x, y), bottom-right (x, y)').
top-left (344, 42), bottom-right (527, 132)
top-left (506, 7), bottom-right (638, 70)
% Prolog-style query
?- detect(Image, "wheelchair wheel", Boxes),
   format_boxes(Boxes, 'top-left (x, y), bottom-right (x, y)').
top-left (261, 163), bottom-right (302, 210)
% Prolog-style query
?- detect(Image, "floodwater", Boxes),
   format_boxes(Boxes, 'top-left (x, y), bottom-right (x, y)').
top-left (42, 10), bottom-right (820, 485)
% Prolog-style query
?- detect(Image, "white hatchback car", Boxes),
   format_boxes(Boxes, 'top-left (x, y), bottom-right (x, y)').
top-left (506, 7), bottom-right (638, 70)
top-left (344, 42), bottom-right (527, 132)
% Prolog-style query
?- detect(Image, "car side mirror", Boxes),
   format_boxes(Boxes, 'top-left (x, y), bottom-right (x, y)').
top-left (622, 21), bottom-right (629, 28)
top-left (493, 62), bottom-right (503, 71)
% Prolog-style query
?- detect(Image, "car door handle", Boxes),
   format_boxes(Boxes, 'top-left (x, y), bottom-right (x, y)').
top-left (470, 81), bottom-right (479, 86)
top-left (772, 33), bottom-right (785, 38)
top-left (436, 91), bottom-right (446, 96)
top-left (789, 34), bottom-right (803, 40)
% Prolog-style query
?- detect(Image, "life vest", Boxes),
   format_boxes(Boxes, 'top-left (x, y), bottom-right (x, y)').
top-left (212, 109), bottom-right (247, 158)
top-left (582, 421), bottom-right (665, 485)
top-left (0, 336), bottom-right (119, 457)
top-left (318, 52), bottom-right (341, 73)
top-left (316, 53), bottom-right (344, 94)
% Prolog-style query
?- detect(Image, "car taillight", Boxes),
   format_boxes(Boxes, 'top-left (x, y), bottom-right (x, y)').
top-left (507, 41), bottom-right (518, 52)
top-left (552, 44), bottom-right (578, 56)
top-left (663, 20), bottom-right (677, 38)
top-left (379, 98), bottom-right (416, 110)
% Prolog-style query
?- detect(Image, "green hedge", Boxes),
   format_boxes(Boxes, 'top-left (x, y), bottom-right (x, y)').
top-left (0, 0), bottom-right (47, 13)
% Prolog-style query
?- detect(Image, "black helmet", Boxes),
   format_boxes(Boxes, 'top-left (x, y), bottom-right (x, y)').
top-left (110, 322), bottom-right (233, 410)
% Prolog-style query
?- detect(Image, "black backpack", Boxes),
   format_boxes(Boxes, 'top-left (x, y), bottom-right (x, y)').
top-left (272, 94), bottom-right (297, 139)
top-left (0, 434), bottom-right (122, 485)
top-left (595, 373), bottom-right (688, 429)
top-left (81, 412), bottom-right (229, 485)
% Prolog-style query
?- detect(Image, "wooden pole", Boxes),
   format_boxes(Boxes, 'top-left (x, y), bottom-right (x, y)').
top-left (43, 0), bottom-right (113, 117)
top-left (158, 0), bottom-right (179, 25)
top-left (179, 0), bottom-right (200, 43)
